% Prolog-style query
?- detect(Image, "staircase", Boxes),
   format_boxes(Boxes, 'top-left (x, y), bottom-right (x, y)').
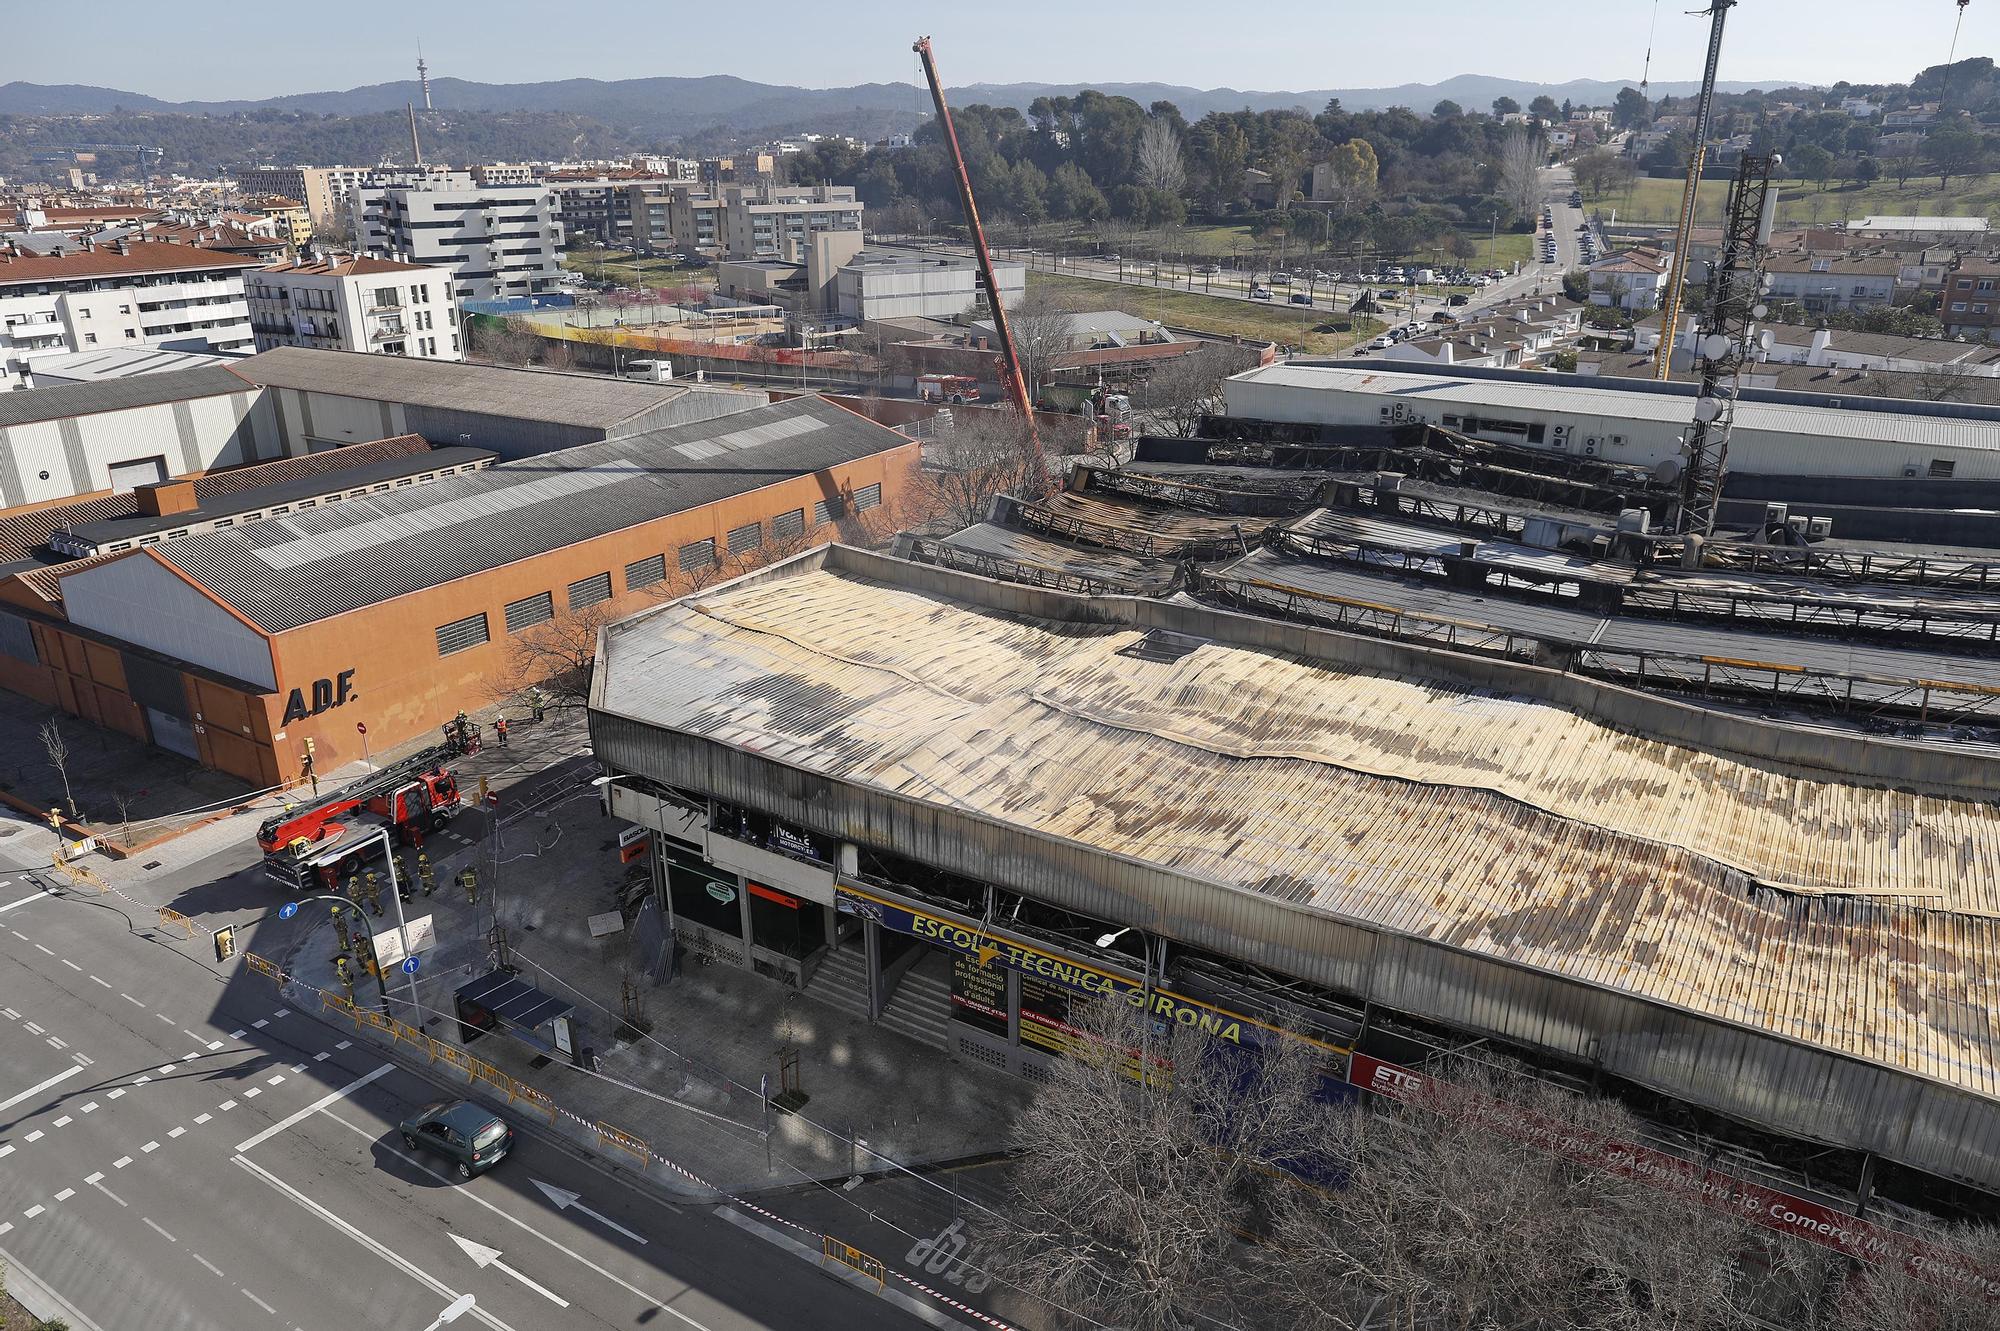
top-left (803, 947), bottom-right (952, 1050)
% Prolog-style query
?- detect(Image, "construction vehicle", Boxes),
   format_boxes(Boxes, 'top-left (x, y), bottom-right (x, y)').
top-left (917, 373), bottom-right (982, 404)
top-left (257, 744), bottom-right (462, 890)
top-left (914, 36), bottom-right (1045, 489)
top-left (1093, 387), bottom-right (1133, 440)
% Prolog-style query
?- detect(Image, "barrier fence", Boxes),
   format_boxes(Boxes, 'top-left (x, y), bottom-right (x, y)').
top-left (822, 1236), bottom-right (886, 1291)
top-left (158, 906), bottom-right (196, 939)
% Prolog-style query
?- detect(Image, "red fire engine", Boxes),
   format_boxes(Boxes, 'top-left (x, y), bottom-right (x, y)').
top-left (257, 745), bottom-right (462, 889)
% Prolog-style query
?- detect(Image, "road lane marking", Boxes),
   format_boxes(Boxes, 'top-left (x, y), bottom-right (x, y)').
top-left (313, 1052), bottom-right (330, 1061)
top-left (207, 1041), bottom-right (223, 1051)
top-left (181, 1053), bottom-right (198, 1063)
top-left (23, 1131), bottom-right (42, 1143)
top-left (142, 1217), bottom-right (176, 1242)
top-left (231, 1156), bottom-right (521, 1331)
top-left (273, 1009), bottom-right (290, 1019)
top-left (0, 1222), bottom-right (10, 1235)
top-left (51, 1116), bottom-right (70, 1127)
top-left (235, 1063), bottom-right (392, 1153)
top-left (0, 1065), bottom-right (81, 1114)
top-left (192, 1253), bottom-right (223, 1277)
top-left (243, 1088), bottom-right (261, 1099)
top-left (141, 1141), bottom-right (159, 1153)
top-left (157, 1066), bottom-right (176, 1075)
top-left (219, 1099), bottom-right (236, 1111)
top-left (107, 1089), bottom-right (124, 1099)
top-left (530, 1179), bottom-right (649, 1245)
top-left (0, 1008), bottom-right (15, 1019)
top-left (84, 1173), bottom-right (101, 1184)
top-left (89, 1179), bottom-right (126, 1207)
top-left (23, 1205), bottom-right (44, 1219)
top-left (23, 1023), bottom-right (42, 1035)
top-left (194, 1113), bottom-right (212, 1124)
top-left (447, 1236), bottom-right (568, 1307)
top-left (266, 1074), bottom-right (285, 1086)
top-left (32, 944), bottom-right (52, 955)
top-left (53, 1189), bottom-right (73, 1202)
top-left (182, 1030), bottom-right (204, 1043)
top-left (134, 1076), bottom-right (150, 1085)
top-left (0, 889), bottom-right (52, 913)
top-left (89, 977), bottom-right (110, 988)
top-left (229, 1029), bottom-right (245, 1039)
top-left (0, 1147), bottom-right (13, 1160)
top-left (243, 1289), bottom-right (276, 1314)
top-left (80, 1102), bottom-right (97, 1113)
top-left (112, 1156), bottom-right (131, 1168)
top-left (153, 1014), bottom-right (173, 1025)
top-left (60, 960), bottom-right (80, 972)
top-left (252, 1019), bottom-right (269, 1029)
top-left (334, 1040), bottom-right (351, 1050)
top-left (45, 1038), bottom-right (64, 1050)
top-left (168, 1127), bottom-right (186, 1139)
top-left (120, 994), bottom-right (143, 1007)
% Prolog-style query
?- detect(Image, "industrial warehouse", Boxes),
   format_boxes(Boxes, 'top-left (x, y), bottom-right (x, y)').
top-left (0, 391), bottom-right (919, 784)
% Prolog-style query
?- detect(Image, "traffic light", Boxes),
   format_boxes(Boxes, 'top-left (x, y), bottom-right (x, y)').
top-left (477, 774), bottom-right (489, 802)
top-left (213, 926), bottom-right (237, 962)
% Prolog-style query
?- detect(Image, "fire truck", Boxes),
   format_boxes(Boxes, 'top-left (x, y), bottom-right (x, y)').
top-left (257, 745), bottom-right (462, 890)
top-left (916, 373), bottom-right (982, 404)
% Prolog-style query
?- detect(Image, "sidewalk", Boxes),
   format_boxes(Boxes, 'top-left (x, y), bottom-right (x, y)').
top-left (271, 738), bottom-right (1026, 1199)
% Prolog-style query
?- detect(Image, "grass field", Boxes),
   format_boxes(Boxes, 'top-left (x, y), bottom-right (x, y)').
top-left (561, 246), bottom-right (713, 290)
top-left (1589, 172), bottom-right (2000, 230)
top-left (1029, 270), bottom-right (1380, 355)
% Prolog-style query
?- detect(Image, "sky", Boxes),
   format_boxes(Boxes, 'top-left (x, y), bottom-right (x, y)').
top-left (8, 0), bottom-right (1997, 102)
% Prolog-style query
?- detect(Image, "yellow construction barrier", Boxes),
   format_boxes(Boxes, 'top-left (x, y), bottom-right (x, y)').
top-left (595, 1121), bottom-right (648, 1166)
top-left (323, 991), bottom-right (357, 1017)
top-left (820, 1236), bottom-right (886, 1291)
top-left (513, 1083), bottom-right (560, 1125)
top-left (245, 952), bottom-right (283, 981)
top-left (429, 1039), bottom-right (475, 1074)
top-left (354, 1008), bottom-right (395, 1036)
top-left (158, 906), bottom-right (196, 939)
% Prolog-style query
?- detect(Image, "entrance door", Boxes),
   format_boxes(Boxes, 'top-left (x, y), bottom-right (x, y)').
top-left (146, 707), bottom-right (199, 759)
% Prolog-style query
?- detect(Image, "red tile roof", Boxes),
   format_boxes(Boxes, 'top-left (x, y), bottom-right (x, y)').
top-left (0, 240), bottom-right (264, 283)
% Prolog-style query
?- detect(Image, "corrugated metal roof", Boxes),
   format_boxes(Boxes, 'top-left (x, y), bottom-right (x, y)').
top-left (140, 397), bottom-right (907, 633)
top-left (597, 564), bottom-right (2000, 1099)
top-left (230, 346), bottom-right (692, 429)
top-left (0, 365), bottom-right (252, 429)
top-left (1230, 363), bottom-right (2000, 453)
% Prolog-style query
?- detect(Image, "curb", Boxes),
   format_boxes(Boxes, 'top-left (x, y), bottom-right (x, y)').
top-left (714, 1205), bottom-right (967, 1331)
top-left (0, 1240), bottom-right (111, 1331)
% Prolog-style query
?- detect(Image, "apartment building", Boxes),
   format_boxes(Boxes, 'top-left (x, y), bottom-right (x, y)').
top-left (351, 185), bottom-right (563, 303)
top-left (246, 197), bottom-right (313, 248)
top-left (1942, 259), bottom-right (2000, 340)
top-left (472, 164), bottom-right (540, 188)
top-left (1763, 253), bottom-right (1902, 312)
top-left (720, 184), bottom-right (863, 261)
top-left (0, 238), bottom-right (259, 389)
top-left (235, 165), bottom-right (475, 227)
top-left (247, 256), bottom-right (462, 361)
top-left (234, 167), bottom-right (339, 227)
top-left (546, 175), bottom-right (662, 247)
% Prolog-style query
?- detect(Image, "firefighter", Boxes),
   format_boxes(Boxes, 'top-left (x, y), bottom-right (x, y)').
top-left (529, 688), bottom-right (546, 723)
top-left (459, 866), bottom-right (478, 905)
top-left (396, 852), bottom-right (415, 903)
top-left (362, 868), bottom-right (383, 917)
top-left (495, 716), bottom-right (509, 748)
top-left (354, 932), bottom-right (379, 979)
top-left (331, 902), bottom-right (352, 954)
top-left (334, 954), bottom-right (355, 996)
top-left (417, 851), bottom-right (436, 898)
top-left (344, 871), bottom-right (363, 910)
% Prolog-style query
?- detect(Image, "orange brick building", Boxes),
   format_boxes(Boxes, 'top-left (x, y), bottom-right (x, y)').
top-left (0, 396), bottom-right (919, 786)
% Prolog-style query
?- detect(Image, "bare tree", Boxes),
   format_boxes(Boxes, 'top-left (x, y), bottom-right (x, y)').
top-left (1498, 127), bottom-right (1545, 219)
top-left (1829, 1215), bottom-right (2000, 1331)
top-left (467, 317), bottom-right (544, 366)
top-left (911, 408), bottom-right (1046, 530)
top-left (1133, 345), bottom-right (1251, 438)
top-left (488, 604), bottom-right (613, 711)
top-left (1136, 119), bottom-right (1188, 196)
top-left (39, 717), bottom-right (76, 819)
top-left (111, 787), bottom-right (136, 847)
top-left (1009, 284), bottom-right (1085, 412)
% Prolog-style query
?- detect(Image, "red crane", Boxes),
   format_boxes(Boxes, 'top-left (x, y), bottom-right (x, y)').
top-left (913, 36), bottom-right (1045, 483)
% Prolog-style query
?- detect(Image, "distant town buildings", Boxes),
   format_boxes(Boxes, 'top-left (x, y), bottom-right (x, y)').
top-left (247, 255), bottom-right (462, 361)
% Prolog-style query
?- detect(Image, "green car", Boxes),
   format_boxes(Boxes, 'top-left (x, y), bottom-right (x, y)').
top-left (399, 1100), bottom-right (513, 1180)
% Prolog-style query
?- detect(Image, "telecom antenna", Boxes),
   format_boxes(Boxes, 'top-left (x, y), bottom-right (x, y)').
top-left (418, 43), bottom-right (433, 111)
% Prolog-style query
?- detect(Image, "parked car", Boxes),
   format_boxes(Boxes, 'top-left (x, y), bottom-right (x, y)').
top-left (399, 1101), bottom-right (513, 1181)
top-left (1195, 264), bottom-right (1221, 275)
top-left (1377, 288), bottom-right (1401, 300)
top-left (1447, 293), bottom-right (1470, 306)
top-left (1289, 292), bottom-right (1313, 304)
top-left (1270, 272), bottom-right (1293, 285)
top-left (1250, 286), bottom-right (1274, 300)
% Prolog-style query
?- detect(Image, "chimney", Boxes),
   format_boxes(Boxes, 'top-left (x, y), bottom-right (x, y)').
top-left (114, 236), bottom-right (129, 255)
top-left (1809, 327), bottom-right (1833, 363)
top-left (135, 479), bottom-right (198, 517)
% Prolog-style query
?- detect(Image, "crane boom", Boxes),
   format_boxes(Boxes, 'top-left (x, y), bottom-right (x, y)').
top-left (912, 36), bottom-right (1044, 476)
top-left (1653, 0), bottom-right (1735, 380)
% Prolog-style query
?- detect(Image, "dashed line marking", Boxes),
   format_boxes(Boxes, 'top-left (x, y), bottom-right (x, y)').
top-left (168, 1126), bottom-right (186, 1139)
top-left (112, 1156), bottom-right (132, 1169)
top-left (0, 1146), bottom-right (13, 1159)
top-left (154, 1013), bottom-right (174, 1025)
top-left (243, 1088), bottom-right (261, 1099)
top-left (194, 1113), bottom-right (212, 1124)
top-left (312, 1052), bottom-right (330, 1062)
top-left (32, 943), bottom-right (52, 956)
top-left (0, 1008), bottom-right (15, 1020)
top-left (266, 1074), bottom-right (285, 1086)
top-left (134, 1076), bottom-right (151, 1086)
top-left (24, 1131), bottom-right (43, 1143)
top-left (45, 1037), bottom-right (65, 1050)
top-left (192, 1253), bottom-right (223, 1277)
top-left (51, 1116), bottom-right (70, 1128)
top-left (229, 1029), bottom-right (246, 1039)
top-left (60, 959), bottom-right (80, 972)
top-left (52, 1188), bottom-right (73, 1202)
top-left (272, 1008), bottom-right (290, 1019)
top-left (182, 1053), bottom-right (199, 1063)
top-left (252, 1019), bottom-right (269, 1029)
top-left (80, 1101), bottom-right (98, 1113)
top-left (89, 976), bottom-right (111, 988)
top-left (243, 1289), bottom-right (277, 1315)
top-left (108, 1088), bottom-right (125, 1099)
top-left (120, 994), bottom-right (144, 1007)
top-left (84, 1172), bottom-right (102, 1184)
top-left (72, 1053), bottom-right (92, 1067)
top-left (334, 1040), bottom-right (352, 1051)
top-left (90, 1179), bottom-right (126, 1207)
top-left (143, 1217), bottom-right (176, 1242)
top-left (207, 1041), bottom-right (224, 1051)
top-left (140, 1141), bottom-right (159, 1153)
top-left (183, 1029), bottom-right (205, 1043)
top-left (0, 1222), bottom-right (10, 1236)
top-left (23, 1205), bottom-right (44, 1219)
top-left (157, 1065), bottom-right (176, 1076)
top-left (23, 1022), bottom-right (43, 1035)
top-left (219, 1099), bottom-right (237, 1111)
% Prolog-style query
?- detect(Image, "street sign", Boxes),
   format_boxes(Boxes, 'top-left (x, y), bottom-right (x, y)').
top-left (401, 956), bottom-right (421, 975)
top-left (372, 913), bottom-right (437, 968)
top-left (357, 722), bottom-right (368, 734)
top-left (278, 901), bottom-right (299, 920)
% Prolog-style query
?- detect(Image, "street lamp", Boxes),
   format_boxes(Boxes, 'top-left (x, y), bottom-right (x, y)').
top-left (419, 1293), bottom-right (477, 1331)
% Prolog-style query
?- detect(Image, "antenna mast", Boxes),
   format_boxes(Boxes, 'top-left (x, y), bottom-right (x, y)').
top-left (418, 43), bottom-right (434, 112)
top-left (408, 102), bottom-right (424, 167)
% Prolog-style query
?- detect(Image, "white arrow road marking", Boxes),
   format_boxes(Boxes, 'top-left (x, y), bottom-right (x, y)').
top-left (448, 1234), bottom-right (569, 1307)
top-left (530, 1179), bottom-right (648, 1245)
top-left (0, 1064), bottom-right (82, 1115)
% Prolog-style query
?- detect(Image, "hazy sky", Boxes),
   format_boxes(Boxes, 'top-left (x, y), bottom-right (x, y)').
top-left (9, 0), bottom-right (1994, 101)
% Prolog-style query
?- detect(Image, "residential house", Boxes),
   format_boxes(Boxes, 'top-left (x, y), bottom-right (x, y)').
top-left (1762, 254), bottom-right (1902, 311)
top-left (1587, 247), bottom-right (1671, 311)
top-left (1942, 259), bottom-right (2000, 340)
top-left (246, 255), bottom-right (462, 361)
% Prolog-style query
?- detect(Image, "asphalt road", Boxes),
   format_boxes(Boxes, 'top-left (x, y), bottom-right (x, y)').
top-left (0, 812), bottom-right (928, 1331)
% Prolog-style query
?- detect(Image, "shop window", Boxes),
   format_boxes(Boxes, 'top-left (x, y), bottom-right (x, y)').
top-left (853, 483), bottom-right (882, 513)
top-left (504, 591), bottom-right (554, 633)
top-left (567, 571), bottom-right (612, 610)
top-left (772, 508), bottom-right (805, 542)
top-left (663, 845), bottom-right (743, 938)
top-left (625, 553), bottom-right (666, 590)
top-left (434, 612), bottom-right (490, 656)
top-left (678, 538), bottom-right (716, 573)
top-left (726, 522), bottom-right (762, 556)
top-left (748, 882), bottom-right (825, 960)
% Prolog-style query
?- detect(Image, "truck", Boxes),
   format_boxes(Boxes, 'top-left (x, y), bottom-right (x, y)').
top-left (257, 744), bottom-right (463, 890)
top-left (916, 373), bottom-right (982, 404)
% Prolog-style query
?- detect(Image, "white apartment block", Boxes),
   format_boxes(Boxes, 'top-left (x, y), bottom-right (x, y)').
top-left (247, 256), bottom-right (462, 361)
top-left (719, 183), bottom-right (864, 261)
top-left (0, 237), bottom-right (258, 390)
top-left (236, 165), bottom-right (476, 227)
top-left (351, 185), bottom-right (564, 303)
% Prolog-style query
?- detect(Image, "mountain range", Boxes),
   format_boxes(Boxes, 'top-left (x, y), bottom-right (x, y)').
top-left (0, 72), bottom-right (1801, 140)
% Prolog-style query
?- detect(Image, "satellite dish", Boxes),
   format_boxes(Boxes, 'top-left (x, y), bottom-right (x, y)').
top-left (1652, 458), bottom-right (1684, 484)
top-left (1669, 347), bottom-right (1695, 373)
top-left (1694, 396), bottom-right (1722, 422)
top-left (1701, 333), bottom-right (1732, 359)
top-left (1752, 303), bottom-right (1769, 319)
top-left (1759, 330), bottom-right (1774, 353)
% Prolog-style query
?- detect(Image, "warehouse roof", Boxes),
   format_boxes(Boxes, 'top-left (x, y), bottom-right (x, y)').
top-left (25, 347), bottom-right (236, 385)
top-left (1228, 362), bottom-right (2000, 453)
top-left (228, 346), bottom-right (702, 431)
top-left (0, 365), bottom-right (253, 429)
top-left (145, 396), bottom-right (911, 633)
top-left (594, 551), bottom-right (2000, 1103)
